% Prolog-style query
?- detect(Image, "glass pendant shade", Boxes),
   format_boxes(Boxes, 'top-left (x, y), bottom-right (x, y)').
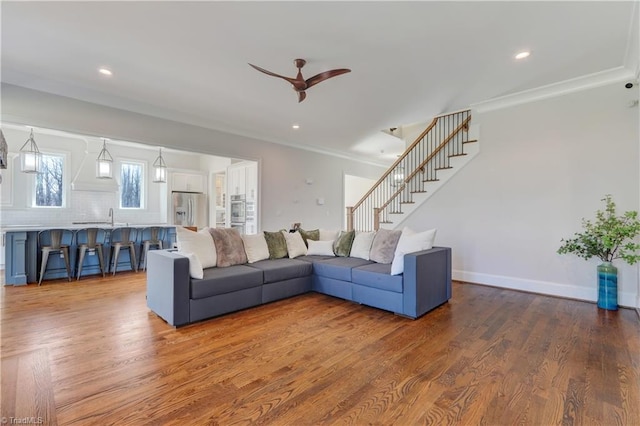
top-left (19, 129), bottom-right (42, 173)
top-left (152, 148), bottom-right (167, 183)
top-left (96, 139), bottom-right (113, 179)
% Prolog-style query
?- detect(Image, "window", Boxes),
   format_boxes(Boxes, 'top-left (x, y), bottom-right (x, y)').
top-left (34, 154), bottom-right (64, 207)
top-left (120, 161), bottom-right (144, 208)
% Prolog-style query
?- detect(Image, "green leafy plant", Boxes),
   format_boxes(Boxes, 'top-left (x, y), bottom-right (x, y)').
top-left (558, 195), bottom-right (640, 264)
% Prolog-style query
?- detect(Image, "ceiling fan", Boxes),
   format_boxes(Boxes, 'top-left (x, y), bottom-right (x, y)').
top-left (249, 59), bottom-right (351, 103)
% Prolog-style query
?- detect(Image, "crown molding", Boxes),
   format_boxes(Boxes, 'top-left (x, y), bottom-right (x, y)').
top-left (472, 67), bottom-right (636, 114)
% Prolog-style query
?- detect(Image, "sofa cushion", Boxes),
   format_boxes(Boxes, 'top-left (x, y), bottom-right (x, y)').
top-left (333, 230), bottom-right (355, 257)
top-left (307, 240), bottom-right (335, 256)
top-left (191, 265), bottom-right (263, 299)
top-left (369, 229), bottom-right (402, 264)
top-left (247, 258), bottom-right (313, 284)
top-left (350, 231), bottom-right (376, 260)
top-left (264, 231), bottom-right (288, 259)
top-left (312, 257), bottom-right (373, 281)
top-left (176, 226), bottom-right (217, 268)
top-left (177, 251), bottom-right (204, 279)
top-left (390, 227), bottom-right (437, 275)
top-left (352, 263), bottom-right (403, 293)
top-left (242, 232), bottom-right (270, 264)
top-left (208, 228), bottom-right (248, 267)
top-left (283, 231), bottom-right (308, 258)
top-left (296, 254), bottom-right (336, 263)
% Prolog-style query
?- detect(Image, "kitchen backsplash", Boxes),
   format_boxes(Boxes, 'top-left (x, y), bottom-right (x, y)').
top-left (1, 191), bottom-right (163, 226)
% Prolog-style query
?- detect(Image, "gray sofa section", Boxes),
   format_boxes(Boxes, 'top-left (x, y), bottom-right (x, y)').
top-left (146, 247), bottom-right (452, 327)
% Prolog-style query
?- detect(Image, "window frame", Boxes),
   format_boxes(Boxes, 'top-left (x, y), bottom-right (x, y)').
top-left (119, 159), bottom-right (146, 210)
top-left (31, 151), bottom-right (69, 209)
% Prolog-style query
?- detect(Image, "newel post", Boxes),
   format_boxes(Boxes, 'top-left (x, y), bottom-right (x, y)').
top-left (346, 207), bottom-right (354, 232)
top-left (373, 207), bottom-right (380, 231)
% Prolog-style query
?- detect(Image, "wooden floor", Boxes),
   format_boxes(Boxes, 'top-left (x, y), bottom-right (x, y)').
top-left (1, 274), bottom-right (639, 425)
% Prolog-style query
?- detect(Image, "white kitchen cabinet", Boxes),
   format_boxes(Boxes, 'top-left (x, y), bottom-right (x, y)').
top-left (172, 172), bottom-right (205, 193)
top-left (245, 162), bottom-right (257, 201)
top-left (227, 165), bottom-right (246, 196)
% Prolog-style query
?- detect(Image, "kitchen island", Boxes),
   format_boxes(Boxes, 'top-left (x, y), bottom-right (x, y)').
top-left (2, 224), bottom-right (176, 285)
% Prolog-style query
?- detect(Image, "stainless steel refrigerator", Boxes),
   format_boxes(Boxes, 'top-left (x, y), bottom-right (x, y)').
top-left (171, 192), bottom-right (208, 228)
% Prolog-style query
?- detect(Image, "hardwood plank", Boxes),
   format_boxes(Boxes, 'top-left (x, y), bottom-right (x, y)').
top-left (1, 273), bottom-right (639, 424)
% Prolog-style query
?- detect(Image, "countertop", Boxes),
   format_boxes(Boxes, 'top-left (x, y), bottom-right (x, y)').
top-left (0, 223), bottom-right (174, 232)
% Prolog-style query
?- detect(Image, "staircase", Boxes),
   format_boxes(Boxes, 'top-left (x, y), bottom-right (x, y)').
top-left (347, 109), bottom-right (478, 231)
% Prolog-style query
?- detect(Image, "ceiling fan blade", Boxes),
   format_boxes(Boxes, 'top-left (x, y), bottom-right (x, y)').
top-left (248, 63), bottom-right (298, 85)
top-left (298, 91), bottom-right (307, 103)
top-left (305, 68), bottom-right (351, 89)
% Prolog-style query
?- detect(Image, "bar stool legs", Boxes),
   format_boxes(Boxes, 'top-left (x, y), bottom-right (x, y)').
top-left (37, 229), bottom-right (73, 285)
top-left (77, 245), bottom-right (106, 279)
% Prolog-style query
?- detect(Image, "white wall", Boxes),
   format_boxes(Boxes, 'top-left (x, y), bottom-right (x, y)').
top-left (402, 81), bottom-right (639, 307)
top-left (1, 84), bottom-right (386, 232)
top-left (344, 174), bottom-right (377, 228)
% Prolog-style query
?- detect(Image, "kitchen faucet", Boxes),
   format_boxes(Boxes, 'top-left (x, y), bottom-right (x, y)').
top-left (108, 208), bottom-right (114, 227)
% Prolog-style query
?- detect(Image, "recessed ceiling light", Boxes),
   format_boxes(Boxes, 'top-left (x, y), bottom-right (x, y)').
top-left (292, 124), bottom-right (300, 129)
top-left (515, 51), bottom-right (531, 60)
top-left (98, 68), bottom-right (113, 76)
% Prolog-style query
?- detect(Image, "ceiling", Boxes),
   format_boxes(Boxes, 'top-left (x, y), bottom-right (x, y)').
top-left (1, 1), bottom-right (637, 164)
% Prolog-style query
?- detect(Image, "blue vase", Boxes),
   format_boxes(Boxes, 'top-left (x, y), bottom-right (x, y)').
top-left (597, 262), bottom-right (618, 310)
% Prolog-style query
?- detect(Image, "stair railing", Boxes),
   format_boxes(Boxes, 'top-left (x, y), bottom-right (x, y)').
top-left (347, 109), bottom-right (471, 231)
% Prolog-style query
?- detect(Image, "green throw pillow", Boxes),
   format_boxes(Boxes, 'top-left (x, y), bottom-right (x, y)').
top-left (264, 231), bottom-right (288, 259)
top-left (333, 230), bottom-right (355, 257)
top-left (299, 228), bottom-right (320, 247)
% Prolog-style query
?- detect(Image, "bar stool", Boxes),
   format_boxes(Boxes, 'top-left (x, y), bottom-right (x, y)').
top-left (75, 228), bottom-right (107, 279)
top-left (109, 227), bottom-right (138, 275)
top-left (38, 229), bottom-right (73, 285)
top-left (138, 227), bottom-right (165, 271)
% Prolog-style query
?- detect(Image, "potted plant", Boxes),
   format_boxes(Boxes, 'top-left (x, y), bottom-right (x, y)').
top-left (558, 195), bottom-right (640, 310)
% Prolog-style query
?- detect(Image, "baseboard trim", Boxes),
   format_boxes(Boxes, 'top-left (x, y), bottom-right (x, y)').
top-left (453, 269), bottom-right (636, 308)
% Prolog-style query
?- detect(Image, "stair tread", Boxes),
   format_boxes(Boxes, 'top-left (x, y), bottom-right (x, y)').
top-left (423, 179), bottom-right (440, 182)
top-left (435, 166), bottom-right (453, 170)
top-left (462, 139), bottom-right (478, 144)
top-left (410, 190), bottom-right (427, 193)
top-left (379, 221), bottom-right (393, 224)
top-left (400, 201), bottom-right (415, 204)
top-left (389, 211), bottom-right (404, 214)
top-left (448, 153), bottom-right (467, 158)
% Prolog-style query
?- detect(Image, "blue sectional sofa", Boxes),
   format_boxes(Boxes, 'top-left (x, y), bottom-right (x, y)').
top-left (146, 247), bottom-right (452, 327)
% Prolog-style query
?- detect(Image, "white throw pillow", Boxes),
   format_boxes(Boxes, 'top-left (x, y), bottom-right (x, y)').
top-left (306, 239), bottom-right (336, 256)
top-left (177, 251), bottom-right (204, 279)
top-left (390, 227), bottom-right (437, 275)
top-left (282, 231), bottom-right (308, 258)
top-left (319, 229), bottom-right (339, 242)
top-left (175, 226), bottom-right (217, 268)
top-left (350, 231), bottom-right (376, 260)
top-left (241, 233), bottom-right (270, 263)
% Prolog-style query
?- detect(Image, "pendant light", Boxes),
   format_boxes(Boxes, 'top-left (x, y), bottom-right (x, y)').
top-left (152, 148), bottom-right (167, 183)
top-left (19, 128), bottom-right (42, 173)
top-left (96, 139), bottom-right (113, 179)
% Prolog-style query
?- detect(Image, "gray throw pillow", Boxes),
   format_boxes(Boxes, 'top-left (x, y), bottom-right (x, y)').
top-left (264, 231), bottom-right (288, 259)
top-left (369, 229), bottom-right (402, 264)
top-left (333, 230), bottom-right (355, 257)
top-left (208, 228), bottom-right (248, 267)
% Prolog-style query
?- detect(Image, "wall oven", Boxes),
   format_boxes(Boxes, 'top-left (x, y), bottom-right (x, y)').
top-left (230, 194), bottom-right (246, 226)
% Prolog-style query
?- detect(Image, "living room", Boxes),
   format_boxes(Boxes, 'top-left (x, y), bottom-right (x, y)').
top-left (1, 1), bottom-right (639, 424)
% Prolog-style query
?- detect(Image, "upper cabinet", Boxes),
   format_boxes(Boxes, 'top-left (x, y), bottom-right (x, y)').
top-left (226, 162), bottom-right (257, 197)
top-left (172, 172), bottom-right (205, 193)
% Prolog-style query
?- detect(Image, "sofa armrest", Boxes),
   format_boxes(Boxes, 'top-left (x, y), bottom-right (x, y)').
top-left (146, 250), bottom-right (191, 327)
top-left (402, 246), bottom-right (452, 318)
